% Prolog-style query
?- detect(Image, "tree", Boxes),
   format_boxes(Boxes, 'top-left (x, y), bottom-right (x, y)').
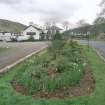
top-left (48, 31), bottom-right (64, 59)
top-left (44, 21), bottom-right (56, 29)
top-left (44, 21), bottom-right (52, 40)
top-left (99, 0), bottom-right (105, 16)
top-left (93, 16), bottom-right (105, 24)
top-left (52, 31), bottom-right (62, 40)
top-left (62, 21), bottom-right (70, 31)
top-left (44, 21), bottom-right (57, 39)
top-left (44, 21), bottom-right (51, 30)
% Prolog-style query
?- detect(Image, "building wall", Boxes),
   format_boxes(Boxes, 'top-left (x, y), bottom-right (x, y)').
top-left (59, 30), bottom-right (64, 34)
top-left (0, 32), bottom-right (18, 41)
top-left (0, 32), bottom-right (12, 41)
top-left (22, 26), bottom-right (41, 40)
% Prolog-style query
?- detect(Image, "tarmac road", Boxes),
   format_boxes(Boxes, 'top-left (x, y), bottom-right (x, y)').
top-left (78, 40), bottom-right (105, 59)
top-left (0, 42), bottom-right (49, 70)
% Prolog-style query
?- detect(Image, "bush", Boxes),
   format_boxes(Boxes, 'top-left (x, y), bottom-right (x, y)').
top-left (49, 55), bottom-right (70, 73)
top-left (27, 36), bottom-right (35, 41)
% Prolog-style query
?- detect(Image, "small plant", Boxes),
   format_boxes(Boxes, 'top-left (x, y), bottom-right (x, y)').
top-left (27, 35), bottom-right (35, 41)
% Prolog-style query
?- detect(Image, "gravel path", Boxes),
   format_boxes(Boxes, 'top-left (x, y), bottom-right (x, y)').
top-left (0, 42), bottom-right (49, 70)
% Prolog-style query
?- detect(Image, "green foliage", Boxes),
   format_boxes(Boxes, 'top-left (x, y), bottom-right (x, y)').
top-left (90, 23), bottom-right (105, 35)
top-left (1, 46), bottom-right (105, 105)
top-left (16, 41), bottom-right (84, 94)
top-left (40, 33), bottom-right (45, 40)
top-left (48, 32), bottom-right (65, 59)
top-left (93, 16), bottom-right (105, 25)
top-left (52, 31), bottom-right (62, 40)
top-left (27, 36), bottom-right (35, 41)
top-left (68, 20), bottom-right (105, 38)
top-left (49, 55), bottom-right (70, 73)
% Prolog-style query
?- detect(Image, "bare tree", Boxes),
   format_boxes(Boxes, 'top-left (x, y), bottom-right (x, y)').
top-left (51, 21), bottom-right (56, 27)
top-left (99, 0), bottom-right (105, 16)
top-left (44, 21), bottom-right (57, 39)
top-left (44, 21), bottom-right (56, 28)
top-left (44, 21), bottom-right (51, 29)
top-left (62, 21), bottom-right (70, 31)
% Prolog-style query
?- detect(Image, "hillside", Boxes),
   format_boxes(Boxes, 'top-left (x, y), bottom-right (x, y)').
top-left (0, 19), bottom-right (26, 32)
top-left (70, 25), bottom-right (91, 34)
top-left (68, 23), bottom-right (105, 40)
top-left (69, 23), bottom-right (105, 35)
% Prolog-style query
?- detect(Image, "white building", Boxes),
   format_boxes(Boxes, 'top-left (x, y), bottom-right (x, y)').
top-left (17, 25), bottom-right (42, 41)
top-left (0, 32), bottom-right (19, 42)
top-left (0, 24), bottom-right (64, 42)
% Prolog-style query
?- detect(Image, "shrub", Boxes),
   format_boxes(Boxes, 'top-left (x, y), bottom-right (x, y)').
top-left (27, 36), bottom-right (35, 41)
top-left (49, 55), bottom-right (71, 73)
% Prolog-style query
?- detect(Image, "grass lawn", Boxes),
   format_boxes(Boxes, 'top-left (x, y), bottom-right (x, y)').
top-left (0, 46), bottom-right (105, 105)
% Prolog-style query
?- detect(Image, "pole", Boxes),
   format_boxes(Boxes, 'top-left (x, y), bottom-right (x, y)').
top-left (87, 32), bottom-right (90, 51)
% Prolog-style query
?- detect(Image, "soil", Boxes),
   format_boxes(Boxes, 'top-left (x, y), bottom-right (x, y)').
top-left (11, 63), bottom-right (95, 99)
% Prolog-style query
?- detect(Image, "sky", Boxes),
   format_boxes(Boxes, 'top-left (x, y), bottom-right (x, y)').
top-left (0, 0), bottom-right (102, 26)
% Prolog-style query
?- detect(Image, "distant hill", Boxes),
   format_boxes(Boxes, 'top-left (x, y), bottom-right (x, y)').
top-left (0, 19), bottom-right (26, 32)
top-left (69, 25), bottom-right (91, 34)
top-left (69, 23), bottom-right (105, 35)
top-left (68, 23), bottom-right (105, 39)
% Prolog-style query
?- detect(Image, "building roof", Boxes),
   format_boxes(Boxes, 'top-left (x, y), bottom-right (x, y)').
top-left (23, 25), bottom-right (42, 31)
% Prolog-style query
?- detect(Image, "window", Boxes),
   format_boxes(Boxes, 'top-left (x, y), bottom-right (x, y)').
top-left (26, 32), bottom-right (36, 35)
top-left (2, 32), bottom-right (5, 35)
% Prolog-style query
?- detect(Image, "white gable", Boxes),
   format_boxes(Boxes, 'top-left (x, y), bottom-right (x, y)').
top-left (23, 26), bottom-right (41, 33)
top-left (22, 25), bottom-right (41, 40)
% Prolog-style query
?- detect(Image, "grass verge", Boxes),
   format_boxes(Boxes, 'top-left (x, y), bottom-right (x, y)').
top-left (0, 46), bottom-right (105, 105)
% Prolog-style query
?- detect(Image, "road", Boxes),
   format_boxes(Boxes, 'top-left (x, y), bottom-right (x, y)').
top-left (78, 40), bottom-right (105, 59)
top-left (0, 40), bottom-right (105, 71)
top-left (0, 42), bottom-right (49, 70)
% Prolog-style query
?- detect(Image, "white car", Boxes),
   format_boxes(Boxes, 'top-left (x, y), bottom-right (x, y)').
top-left (16, 35), bottom-right (29, 42)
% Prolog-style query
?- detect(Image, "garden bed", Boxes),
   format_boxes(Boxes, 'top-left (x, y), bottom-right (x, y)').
top-left (10, 38), bottom-right (95, 99)
top-left (11, 62), bottom-right (95, 99)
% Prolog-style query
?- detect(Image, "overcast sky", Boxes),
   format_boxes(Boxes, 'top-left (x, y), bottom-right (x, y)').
top-left (0, 0), bottom-right (101, 26)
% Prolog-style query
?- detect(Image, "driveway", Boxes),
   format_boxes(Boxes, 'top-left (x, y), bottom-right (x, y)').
top-left (78, 40), bottom-right (105, 59)
top-left (0, 42), bottom-right (49, 70)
